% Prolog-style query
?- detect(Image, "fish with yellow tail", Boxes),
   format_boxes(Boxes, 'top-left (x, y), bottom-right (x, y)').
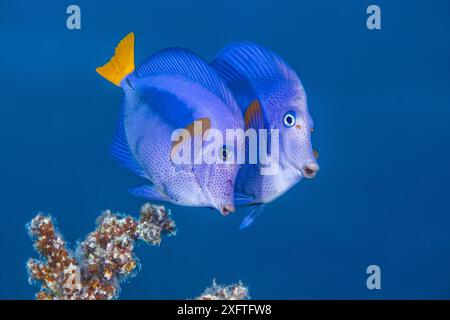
top-left (97, 33), bottom-right (244, 215)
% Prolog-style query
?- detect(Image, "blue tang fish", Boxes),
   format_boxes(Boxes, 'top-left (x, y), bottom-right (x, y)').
top-left (97, 33), bottom-right (244, 215)
top-left (212, 42), bottom-right (319, 227)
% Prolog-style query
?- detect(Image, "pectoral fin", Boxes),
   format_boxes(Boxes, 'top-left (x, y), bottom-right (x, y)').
top-left (244, 100), bottom-right (265, 130)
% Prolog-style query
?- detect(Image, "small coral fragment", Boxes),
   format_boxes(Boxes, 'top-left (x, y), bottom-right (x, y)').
top-left (27, 204), bottom-right (176, 300)
top-left (196, 279), bottom-right (250, 300)
top-left (136, 203), bottom-right (177, 245)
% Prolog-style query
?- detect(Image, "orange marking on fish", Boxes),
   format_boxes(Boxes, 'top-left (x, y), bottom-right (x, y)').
top-left (244, 100), bottom-right (263, 130)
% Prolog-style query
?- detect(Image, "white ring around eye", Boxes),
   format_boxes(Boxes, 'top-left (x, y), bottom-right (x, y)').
top-left (220, 145), bottom-right (232, 161)
top-left (283, 112), bottom-right (296, 127)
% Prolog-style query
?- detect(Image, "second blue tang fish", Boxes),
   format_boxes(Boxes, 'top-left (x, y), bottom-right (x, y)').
top-left (212, 42), bottom-right (320, 227)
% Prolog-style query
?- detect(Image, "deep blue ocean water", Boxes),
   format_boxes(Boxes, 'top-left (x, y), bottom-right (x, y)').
top-left (1, 0), bottom-right (450, 299)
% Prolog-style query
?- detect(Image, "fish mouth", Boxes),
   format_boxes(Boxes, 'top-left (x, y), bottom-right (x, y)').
top-left (301, 162), bottom-right (319, 179)
top-left (220, 204), bottom-right (235, 216)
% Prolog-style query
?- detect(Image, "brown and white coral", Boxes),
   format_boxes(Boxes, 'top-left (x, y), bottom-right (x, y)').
top-left (196, 279), bottom-right (250, 300)
top-left (26, 203), bottom-right (176, 300)
top-left (27, 202), bottom-right (249, 300)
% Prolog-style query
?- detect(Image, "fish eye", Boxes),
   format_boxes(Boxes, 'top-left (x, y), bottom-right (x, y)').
top-left (220, 145), bottom-right (232, 161)
top-left (283, 111), bottom-right (296, 127)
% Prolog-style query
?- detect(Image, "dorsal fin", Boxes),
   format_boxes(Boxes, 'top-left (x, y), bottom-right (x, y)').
top-left (212, 42), bottom-right (299, 84)
top-left (135, 48), bottom-right (237, 108)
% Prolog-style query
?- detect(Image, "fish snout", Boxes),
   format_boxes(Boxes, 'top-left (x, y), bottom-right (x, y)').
top-left (221, 204), bottom-right (236, 216)
top-left (302, 162), bottom-right (319, 179)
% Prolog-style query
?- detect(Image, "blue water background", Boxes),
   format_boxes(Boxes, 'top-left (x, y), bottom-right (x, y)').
top-left (1, 0), bottom-right (450, 299)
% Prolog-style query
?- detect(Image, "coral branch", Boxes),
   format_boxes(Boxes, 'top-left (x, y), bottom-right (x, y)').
top-left (27, 203), bottom-right (176, 300)
top-left (26, 203), bottom-right (248, 300)
top-left (196, 280), bottom-right (250, 300)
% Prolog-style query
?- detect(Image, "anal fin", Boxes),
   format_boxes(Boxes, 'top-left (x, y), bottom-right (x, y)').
top-left (129, 184), bottom-right (170, 203)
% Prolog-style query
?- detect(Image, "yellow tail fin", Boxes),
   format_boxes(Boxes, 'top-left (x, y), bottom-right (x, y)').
top-left (96, 32), bottom-right (135, 86)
